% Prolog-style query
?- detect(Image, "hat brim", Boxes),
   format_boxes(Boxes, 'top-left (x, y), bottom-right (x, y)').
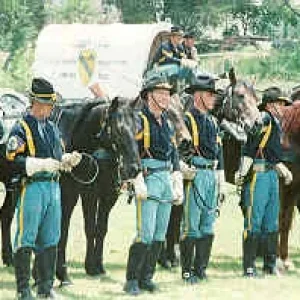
top-left (185, 86), bottom-right (217, 95)
top-left (28, 91), bottom-right (56, 104)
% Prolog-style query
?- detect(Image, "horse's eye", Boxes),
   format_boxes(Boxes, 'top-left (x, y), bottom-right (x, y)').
top-left (236, 94), bottom-right (245, 102)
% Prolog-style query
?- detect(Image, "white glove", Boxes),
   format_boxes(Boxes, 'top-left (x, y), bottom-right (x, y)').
top-left (179, 160), bottom-right (197, 181)
top-left (234, 156), bottom-right (253, 186)
top-left (275, 162), bottom-right (293, 185)
top-left (172, 171), bottom-right (184, 206)
top-left (133, 172), bottom-right (147, 200)
top-left (216, 170), bottom-right (226, 203)
top-left (60, 151), bottom-right (82, 172)
top-left (180, 58), bottom-right (198, 69)
top-left (26, 157), bottom-right (60, 176)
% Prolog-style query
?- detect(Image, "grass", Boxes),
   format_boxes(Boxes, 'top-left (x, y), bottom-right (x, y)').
top-left (1, 185), bottom-right (300, 299)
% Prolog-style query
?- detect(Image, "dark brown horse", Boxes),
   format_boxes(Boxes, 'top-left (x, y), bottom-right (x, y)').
top-left (275, 101), bottom-right (300, 269)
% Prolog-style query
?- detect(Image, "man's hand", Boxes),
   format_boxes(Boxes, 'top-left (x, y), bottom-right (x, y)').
top-left (275, 162), bottom-right (293, 185)
top-left (179, 160), bottom-right (197, 181)
top-left (60, 151), bottom-right (82, 172)
top-left (133, 172), bottom-right (147, 200)
top-left (234, 156), bottom-right (253, 186)
top-left (181, 58), bottom-right (198, 69)
top-left (172, 171), bottom-right (184, 206)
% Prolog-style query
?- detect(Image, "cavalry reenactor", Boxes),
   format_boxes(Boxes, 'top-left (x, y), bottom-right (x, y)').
top-left (152, 26), bottom-right (197, 70)
top-left (123, 73), bottom-right (183, 295)
top-left (235, 86), bottom-right (293, 277)
top-left (179, 73), bottom-right (225, 283)
top-left (182, 31), bottom-right (198, 62)
top-left (6, 78), bottom-right (82, 299)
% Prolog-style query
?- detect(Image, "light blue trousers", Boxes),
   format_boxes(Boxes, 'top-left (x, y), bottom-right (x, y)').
top-left (14, 181), bottom-right (61, 251)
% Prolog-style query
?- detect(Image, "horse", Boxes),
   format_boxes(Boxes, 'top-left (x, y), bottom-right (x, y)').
top-left (0, 97), bottom-right (142, 285)
top-left (274, 101), bottom-right (300, 269)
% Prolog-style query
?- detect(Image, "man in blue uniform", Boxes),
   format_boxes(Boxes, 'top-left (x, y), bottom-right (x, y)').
top-left (182, 31), bottom-right (198, 62)
top-left (152, 26), bottom-right (197, 70)
top-left (235, 86), bottom-right (293, 277)
top-left (179, 73), bottom-right (225, 283)
top-left (7, 78), bottom-right (81, 299)
top-left (123, 73), bottom-right (183, 295)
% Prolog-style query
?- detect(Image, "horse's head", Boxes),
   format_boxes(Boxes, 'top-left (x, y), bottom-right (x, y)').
top-left (105, 97), bottom-right (141, 181)
top-left (220, 69), bottom-right (262, 141)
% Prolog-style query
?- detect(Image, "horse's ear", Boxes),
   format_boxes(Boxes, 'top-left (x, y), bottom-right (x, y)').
top-left (129, 95), bottom-right (144, 109)
top-left (229, 67), bottom-right (237, 86)
top-left (110, 97), bottom-right (120, 111)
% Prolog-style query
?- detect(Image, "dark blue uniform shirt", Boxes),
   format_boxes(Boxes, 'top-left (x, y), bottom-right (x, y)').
top-left (6, 113), bottom-right (63, 172)
top-left (152, 41), bottom-right (186, 67)
top-left (136, 106), bottom-right (180, 171)
top-left (243, 111), bottom-right (282, 164)
top-left (184, 107), bottom-right (223, 169)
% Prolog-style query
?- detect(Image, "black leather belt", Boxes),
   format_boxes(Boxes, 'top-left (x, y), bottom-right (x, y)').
top-left (192, 162), bottom-right (215, 170)
top-left (25, 174), bottom-right (60, 183)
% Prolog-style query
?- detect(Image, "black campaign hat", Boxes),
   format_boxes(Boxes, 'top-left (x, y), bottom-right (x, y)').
top-left (29, 77), bottom-right (57, 104)
top-left (184, 31), bottom-right (196, 39)
top-left (170, 26), bottom-right (184, 36)
top-left (259, 86), bottom-right (291, 109)
top-left (185, 73), bottom-right (218, 94)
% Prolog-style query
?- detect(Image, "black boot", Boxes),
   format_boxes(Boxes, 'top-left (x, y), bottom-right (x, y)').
top-left (180, 238), bottom-right (198, 284)
top-left (36, 246), bottom-right (57, 298)
top-left (263, 232), bottom-right (280, 276)
top-left (157, 242), bottom-right (171, 269)
top-left (123, 242), bottom-right (148, 296)
top-left (32, 255), bottom-right (38, 288)
top-left (243, 233), bottom-right (259, 277)
top-left (14, 247), bottom-right (34, 300)
top-left (139, 241), bottom-right (163, 292)
top-left (194, 234), bottom-right (214, 280)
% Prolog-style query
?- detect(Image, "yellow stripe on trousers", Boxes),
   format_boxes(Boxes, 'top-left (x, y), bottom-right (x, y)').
top-left (17, 184), bottom-right (27, 248)
top-left (244, 173), bottom-right (257, 240)
top-left (182, 181), bottom-right (192, 240)
top-left (136, 196), bottom-right (142, 243)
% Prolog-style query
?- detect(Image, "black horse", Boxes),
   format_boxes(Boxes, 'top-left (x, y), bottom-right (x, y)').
top-left (0, 97), bottom-right (141, 286)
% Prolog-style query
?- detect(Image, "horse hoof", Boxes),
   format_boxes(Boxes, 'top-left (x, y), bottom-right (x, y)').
top-left (157, 258), bottom-right (171, 270)
top-left (96, 265), bottom-right (106, 275)
top-left (282, 259), bottom-right (295, 271)
top-left (59, 279), bottom-right (73, 288)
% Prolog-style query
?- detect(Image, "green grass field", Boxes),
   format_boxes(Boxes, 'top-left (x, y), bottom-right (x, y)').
top-left (1, 184), bottom-right (300, 299)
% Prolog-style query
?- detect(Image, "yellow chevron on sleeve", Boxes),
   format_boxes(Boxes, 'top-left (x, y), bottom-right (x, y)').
top-left (20, 120), bottom-right (35, 156)
top-left (162, 49), bottom-right (173, 58)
